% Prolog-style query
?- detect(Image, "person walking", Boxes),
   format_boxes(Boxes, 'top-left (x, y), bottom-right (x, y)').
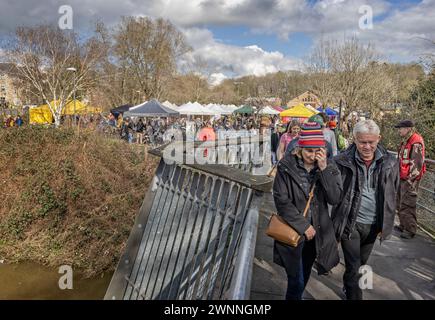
top-left (285, 116), bottom-right (334, 159)
top-left (277, 120), bottom-right (300, 160)
top-left (315, 113), bottom-right (338, 156)
top-left (120, 117), bottom-right (133, 143)
top-left (395, 120), bottom-right (426, 239)
top-left (15, 115), bottom-right (23, 127)
top-left (271, 126), bottom-right (281, 165)
top-left (332, 120), bottom-right (399, 300)
top-left (273, 122), bottom-right (342, 300)
top-left (136, 118), bottom-right (145, 144)
top-left (197, 121), bottom-right (216, 142)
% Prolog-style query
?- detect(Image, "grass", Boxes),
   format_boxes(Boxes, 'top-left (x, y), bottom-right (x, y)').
top-left (0, 126), bottom-right (159, 277)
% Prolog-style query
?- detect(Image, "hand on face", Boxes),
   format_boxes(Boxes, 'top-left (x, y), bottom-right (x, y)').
top-left (315, 148), bottom-right (327, 171)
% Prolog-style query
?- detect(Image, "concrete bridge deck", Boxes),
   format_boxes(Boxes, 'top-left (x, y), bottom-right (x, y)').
top-left (251, 193), bottom-right (435, 300)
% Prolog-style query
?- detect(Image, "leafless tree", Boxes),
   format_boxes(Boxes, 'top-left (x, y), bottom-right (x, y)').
top-left (306, 38), bottom-right (336, 108)
top-left (180, 56), bottom-right (213, 102)
top-left (7, 24), bottom-right (107, 126)
top-left (328, 37), bottom-right (380, 117)
top-left (114, 17), bottom-right (191, 101)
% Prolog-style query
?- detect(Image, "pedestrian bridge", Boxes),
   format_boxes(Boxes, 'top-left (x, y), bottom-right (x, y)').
top-left (105, 139), bottom-right (435, 300)
top-left (252, 193), bottom-right (435, 300)
top-left (252, 157), bottom-right (435, 300)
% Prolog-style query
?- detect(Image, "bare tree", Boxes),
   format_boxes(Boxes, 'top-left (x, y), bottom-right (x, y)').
top-left (416, 37), bottom-right (435, 73)
top-left (359, 62), bottom-right (395, 120)
top-left (306, 38), bottom-right (336, 108)
top-left (7, 24), bottom-right (107, 126)
top-left (114, 17), bottom-right (191, 101)
top-left (91, 21), bottom-right (133, 108)
top-left (180, 56), bottom-right (213, 102)
top-left (329, 37), bottom-right (380, 117)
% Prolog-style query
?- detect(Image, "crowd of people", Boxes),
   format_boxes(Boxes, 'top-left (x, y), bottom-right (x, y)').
top-left (2, 115), bottom-right (23, 128)
top-left (271, 117), bottom-right (427, 300)
top-left (1, 106), bottom-right (428, 301)
top-left (104, 113), bottom-right (285, 145)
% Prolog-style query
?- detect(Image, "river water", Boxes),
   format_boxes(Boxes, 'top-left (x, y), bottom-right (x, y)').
top-left (0, 262), bottom-right (112, 299)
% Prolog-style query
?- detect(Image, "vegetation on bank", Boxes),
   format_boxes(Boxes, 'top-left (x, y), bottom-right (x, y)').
top-left (0, 127), bottom-right (158, 277)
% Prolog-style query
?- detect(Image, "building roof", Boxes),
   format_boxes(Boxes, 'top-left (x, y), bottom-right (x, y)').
top-left (287, 91), bottom-right (320, 108)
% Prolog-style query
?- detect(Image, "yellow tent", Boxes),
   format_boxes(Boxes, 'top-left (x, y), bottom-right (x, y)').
top-left (280, 103), bottom-right (317, 118)
top-left (29, 100), bottom-right (102, 124)
top-left (62, 100), bottom-right (101, 115)
top-left (29, 105), bottom-right (54, 124)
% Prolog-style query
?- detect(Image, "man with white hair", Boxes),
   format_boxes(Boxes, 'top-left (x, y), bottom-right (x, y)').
top-left (331, 119), bottom-right (399, 300)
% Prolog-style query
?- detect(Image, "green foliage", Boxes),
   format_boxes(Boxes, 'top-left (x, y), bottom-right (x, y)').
top-left (3, 211), bottom-right (34, 239)
top-left (381, 71), bottom-right (435, 158)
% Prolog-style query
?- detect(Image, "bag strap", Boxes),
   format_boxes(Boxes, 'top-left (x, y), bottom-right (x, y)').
top-left (302, 184), bottom-right (316, 218)
top-left (267, 164), bottom-right (277, 177)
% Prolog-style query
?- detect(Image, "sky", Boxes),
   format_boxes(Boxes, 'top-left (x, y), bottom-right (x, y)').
top-left (0, 0), bottom-right (434, 84)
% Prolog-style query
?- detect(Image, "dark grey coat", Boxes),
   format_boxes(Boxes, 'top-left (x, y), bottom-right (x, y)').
top-left (331, 144), bottom-right (400, 241)
top-left (272, 153), bottom-right (342, 277)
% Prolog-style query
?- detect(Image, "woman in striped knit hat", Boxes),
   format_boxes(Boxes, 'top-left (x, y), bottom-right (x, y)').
top-left (272, 122), bottom-right (343, 300)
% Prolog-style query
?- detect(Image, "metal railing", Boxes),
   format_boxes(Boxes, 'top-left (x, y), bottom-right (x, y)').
top-left (416, 158), bottom-right (435, 236)
top-left (105, 138), bottom-right (273, 300)
top-left (388, 151), bottom-right (435, 236)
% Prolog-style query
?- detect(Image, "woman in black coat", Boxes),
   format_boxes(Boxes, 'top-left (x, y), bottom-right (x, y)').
top-left (272, 122), bottom-right (342, 300)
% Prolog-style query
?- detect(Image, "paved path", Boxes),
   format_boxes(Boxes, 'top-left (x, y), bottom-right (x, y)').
top-left (250, 193), bottom-right (435, 300)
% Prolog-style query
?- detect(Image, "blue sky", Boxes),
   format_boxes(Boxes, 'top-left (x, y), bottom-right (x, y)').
top-left (0, 0), bottom-right (433, 83)
top-left (208, 25), bottom-right (313, 59)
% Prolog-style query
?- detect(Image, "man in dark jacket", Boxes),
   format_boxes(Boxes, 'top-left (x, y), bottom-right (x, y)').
top-left (332, 119), bottom-right (399, 300)
top-left (270, 126), bottom-right (281, 165)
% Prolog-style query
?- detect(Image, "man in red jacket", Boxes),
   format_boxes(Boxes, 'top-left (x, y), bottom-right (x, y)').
top-left (395, 120), bottom-right (426, 239)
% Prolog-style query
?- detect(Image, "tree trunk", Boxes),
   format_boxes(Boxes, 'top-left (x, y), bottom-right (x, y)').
top-left (54, 113), bottom-right (61, 128)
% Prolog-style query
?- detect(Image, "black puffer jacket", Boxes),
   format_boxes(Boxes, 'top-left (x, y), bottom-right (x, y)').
top-left (272, 153), bottom-right (342, 277)
top-left (331, 144), bottom-right (399, 241)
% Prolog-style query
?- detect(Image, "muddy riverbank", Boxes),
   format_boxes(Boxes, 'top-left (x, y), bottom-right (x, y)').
top-left (0, 262), bottom-right (112, 299)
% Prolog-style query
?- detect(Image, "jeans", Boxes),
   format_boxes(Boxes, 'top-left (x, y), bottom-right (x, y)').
top-left (285, 239), bottom-right (317, 300)
top-left (341, 222), bottom-right (378, 300)
top-left (271, 151), bottom-right (277, 165)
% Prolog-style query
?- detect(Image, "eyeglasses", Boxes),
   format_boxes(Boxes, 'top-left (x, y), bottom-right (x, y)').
top-left (355, 139), bottom-right (378, 147)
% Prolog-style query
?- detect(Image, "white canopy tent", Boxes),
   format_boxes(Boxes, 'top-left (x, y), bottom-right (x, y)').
top-left (162, 100), bottom-right (178, 111)
top-left (178, 102), bottom-right (215, 116)
top-left (258, 106), bottom-right (280, 115)
top-left (206, 103), bottom-right (233, 115)
top-left (224, 104), bottom-right (239, 112)
top-left (305, 104), bottom-right (320, 114)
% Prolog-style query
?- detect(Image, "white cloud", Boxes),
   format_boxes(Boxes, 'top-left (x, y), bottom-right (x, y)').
top-left (0, 0), bottom-right (433, 73)
top-left (209, 73), bottom-right (227, 86)
top-left (181, 27), bottom-right (303, 81)
top-left (308, 0), bottom-right (435, 61)
top-left (365, 0), bottom-right (435, 60)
